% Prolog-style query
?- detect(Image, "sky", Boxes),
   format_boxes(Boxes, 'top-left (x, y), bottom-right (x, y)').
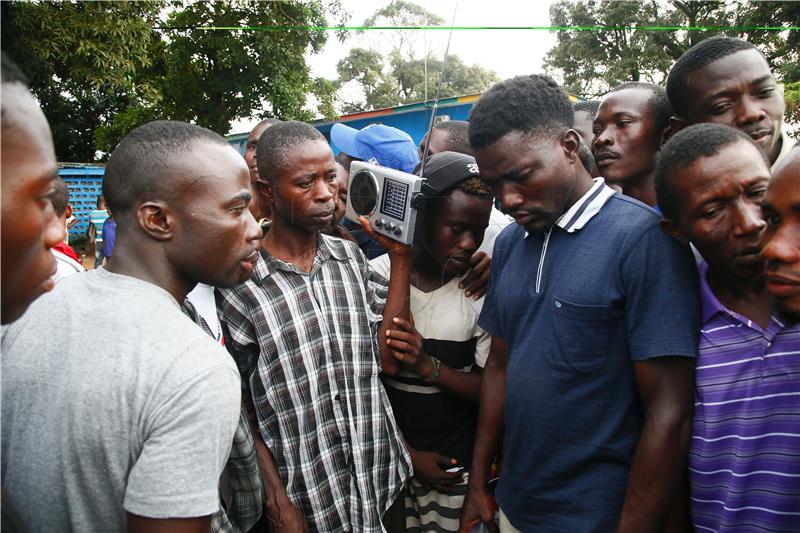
top-left (229, 0), bottom-right (558, 134)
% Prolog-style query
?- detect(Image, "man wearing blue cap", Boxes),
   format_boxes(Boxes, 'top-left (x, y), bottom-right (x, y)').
top-left (331, 123), bottom-right (421, 261)
top-left (331, 123), bottom-right (421, 174)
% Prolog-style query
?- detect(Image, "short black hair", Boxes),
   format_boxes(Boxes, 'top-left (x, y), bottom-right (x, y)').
top-left (103, 120), bottom-right (228, 219)
top-left (255, 117), bottom-right (283, 129)
top-left (666, 36), bottom-right (759, 117)
top-left (655, 123), bottom-right (767, 220)
top-left (423, 176), bottom-right (493, 232)
top-left (453, 176), bottom-right (492, 198)
top-left (573, 100), bottom-right (600, 118)
top-left (433, 120), bottom-right (473, 156)
top-left (606, 82), bottom-right (673, 131)
top-left (469, 74), bottom-right (574, 150)
top-left (256, 121), bottom-right (327, 183)
top-left (335, 151), bottom-right (356, 173)
top-left (51, 178), bottom-right (70, 217)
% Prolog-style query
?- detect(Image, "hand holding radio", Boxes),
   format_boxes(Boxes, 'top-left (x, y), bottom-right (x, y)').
top-left (357, 216), bottom-right (413, 259)
top-left (346, 161), bottom-right (427, 246)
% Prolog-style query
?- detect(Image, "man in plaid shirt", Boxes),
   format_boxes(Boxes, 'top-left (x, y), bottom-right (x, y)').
top-left (217, 121), bottom-right (413, 532)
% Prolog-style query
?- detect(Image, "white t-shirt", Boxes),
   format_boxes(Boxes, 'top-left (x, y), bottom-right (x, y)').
top-left (369, 254), bottom-right (490, 465)
top-left (1, 268), bottom-right (241, 532)
top-left (370, 254), bottom-right (490, 373)
top-left (478, 206), bottom-right (513, 256)
top-left (187, 283), bottom-right (223, 344)
top-left (52, 248), bottom-right (85, 283)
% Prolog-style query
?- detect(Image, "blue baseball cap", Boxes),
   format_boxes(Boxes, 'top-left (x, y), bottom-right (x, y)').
top-left (331, 123), bottom-right (420, 174)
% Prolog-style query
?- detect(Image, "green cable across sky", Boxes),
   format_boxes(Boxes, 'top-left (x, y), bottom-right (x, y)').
top-left (195, 25), bottom-right (799, 31)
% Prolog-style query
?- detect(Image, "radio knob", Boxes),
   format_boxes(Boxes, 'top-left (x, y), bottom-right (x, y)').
top-left (393, 227), bottom-right (402, 236)
top-left (375, 218), bottom-right (385, 228)
top-left (384, 223), bottom-right (394, 231)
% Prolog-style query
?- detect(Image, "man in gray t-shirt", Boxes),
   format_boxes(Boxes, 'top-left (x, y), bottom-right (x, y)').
top-left (1, 121), bottom-right (263, 532)
top-left (2, 270), bottom-right (240, 531)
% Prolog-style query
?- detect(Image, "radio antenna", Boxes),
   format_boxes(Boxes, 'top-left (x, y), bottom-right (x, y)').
top-left (419, 0), bottom-right (459, 178)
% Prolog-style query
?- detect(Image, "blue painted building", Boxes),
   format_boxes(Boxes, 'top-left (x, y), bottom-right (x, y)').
top-left (228, 91), bottom-right (583, 155)
top-left (61, 91), bottom-right (583, 239)
top-left (59, 164), bottom-right (105, 238)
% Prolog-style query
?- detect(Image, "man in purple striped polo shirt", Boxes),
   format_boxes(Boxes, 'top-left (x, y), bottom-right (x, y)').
top-left (656, 123), bottom-right (800, 533)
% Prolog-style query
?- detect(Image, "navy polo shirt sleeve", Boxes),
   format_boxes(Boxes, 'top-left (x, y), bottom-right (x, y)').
top-left (621, 224), bottom-right (700, 361)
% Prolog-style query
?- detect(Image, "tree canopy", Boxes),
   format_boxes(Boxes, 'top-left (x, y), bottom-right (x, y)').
top-left (544, 0), bottom-right (800, 125)
top-left (2, 0), bottom-right (345, 161)
top-left (333, 1), bottom-right (498, 114)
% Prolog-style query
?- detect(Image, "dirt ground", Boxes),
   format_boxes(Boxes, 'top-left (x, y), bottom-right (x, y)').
top-left (72, 241), bottom-right (99, 270)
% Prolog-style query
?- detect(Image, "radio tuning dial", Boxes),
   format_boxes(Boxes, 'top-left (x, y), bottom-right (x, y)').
top-left (384, 222), bottom-right (395, 232)
top-left (393, 227), bottom-right (402, 236)
top-left (375, 219), bottom-right (385, 228)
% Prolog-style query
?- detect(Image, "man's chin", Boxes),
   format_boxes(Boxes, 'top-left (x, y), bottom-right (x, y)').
top-left (524, 219), bottom-right (552, 235)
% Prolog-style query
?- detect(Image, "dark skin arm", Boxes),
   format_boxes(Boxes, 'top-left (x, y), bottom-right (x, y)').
top-left (243, 392), bottom-right (307, 533)
top-left (664, 471), bottom-right (692, 533)
top-left (386, 316), bottom-right (482, 402)
top-left (459, 337), bottom-right (507, 533)
top-left (360, 216), bottom-right (413, 377)
top-left (459, 251), bottom-right (491, 299)
top-left (127, 514), bottom-right (210, 533)
top-left (615, 357), bottom-right (695, 533)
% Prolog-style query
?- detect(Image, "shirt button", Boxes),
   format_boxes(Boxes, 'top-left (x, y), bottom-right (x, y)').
top-left (555, 301), bottom-right (562, 308)
top-left (335, 393), bottom-right (341, 401)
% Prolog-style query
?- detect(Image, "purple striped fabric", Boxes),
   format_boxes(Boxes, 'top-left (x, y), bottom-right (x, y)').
top-left (690, 263), bottom-right (800, 533)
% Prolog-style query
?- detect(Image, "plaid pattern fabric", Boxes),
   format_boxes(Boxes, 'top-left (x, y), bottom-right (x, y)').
top-left (217, 233), bottom-right (412, 533)
top-left (183, 299), bottom-right (263, 533)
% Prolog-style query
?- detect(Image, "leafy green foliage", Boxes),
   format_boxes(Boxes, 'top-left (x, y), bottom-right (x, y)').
top-left (2, 0), bottom-right (345, 161)
top-left (158, 1), bottom-right (331, 133)
top-left (335, 47), bottom-right (498, 114)
top-left (335, 1), bottom-right (497, 114)
top-left (2, 1), bottom-right (162, 161)
top-left (544, 0), bottom-right (800, 121)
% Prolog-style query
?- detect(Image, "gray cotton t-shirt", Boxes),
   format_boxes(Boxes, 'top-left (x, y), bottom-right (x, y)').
top-left (1, 268), bottom-right (241, 532)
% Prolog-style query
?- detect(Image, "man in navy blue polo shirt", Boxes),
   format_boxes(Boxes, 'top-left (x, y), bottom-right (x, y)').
top-left (459, 75), bottom-right (700, 533)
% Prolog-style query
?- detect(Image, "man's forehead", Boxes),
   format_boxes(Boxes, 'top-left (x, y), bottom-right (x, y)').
top-left (287, 138), bottom-right (331, 159)
top-left (682, 142), bottom-right (769, 192)
top-left (771, 150), bottom-right (800, 191)
top-left (247, 122), bottom-right (270, 143)
top-left (1, 87), bottom-right (57, 188)
top-left (598, 89), bottom-right (651, 115)
top-left (687, 49), bottom-right (773, 93)
top-left (177, 142), bottom-right (248, 182)
top-left (2, 86), bottom-right (53, 149)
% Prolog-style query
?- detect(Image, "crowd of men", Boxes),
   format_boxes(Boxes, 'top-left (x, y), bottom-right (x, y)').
top-left (1, 33), bottom-right (798, 533)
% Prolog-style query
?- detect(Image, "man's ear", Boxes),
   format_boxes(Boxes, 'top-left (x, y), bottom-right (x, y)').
top-left (660, 216), bottom-right (690, 247)
top-left (658, 125), bottom-right (673, 148)
top-left (562, 129), bottom-right (581, 163)
top-left (136, 201), bottom-right (172, 241)
top-left (665, 116), bottom-right (687, 147)
top-left (256, 177), bottom-right (274, 206)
